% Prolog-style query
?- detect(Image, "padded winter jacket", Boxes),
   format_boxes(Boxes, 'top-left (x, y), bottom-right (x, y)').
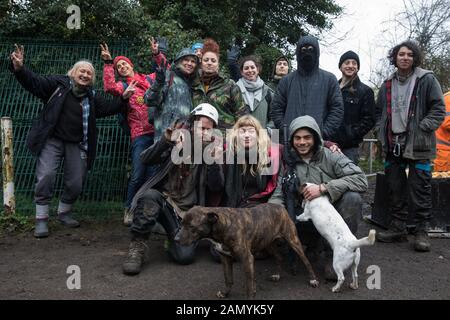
top-left (11, 65), bottom-right (126, 169)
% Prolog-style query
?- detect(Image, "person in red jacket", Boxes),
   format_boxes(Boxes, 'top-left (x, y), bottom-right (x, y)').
top-left (434, 91), bottom-right (450, 172)
top-left (100, 39), bottom-right (168, 226)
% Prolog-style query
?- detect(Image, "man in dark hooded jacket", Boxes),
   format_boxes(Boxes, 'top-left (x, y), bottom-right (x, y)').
top-left (271, 35), bottom-right (344, 141)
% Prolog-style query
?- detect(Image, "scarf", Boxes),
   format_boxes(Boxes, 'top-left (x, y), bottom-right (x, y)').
top-left (200, 71), bottom-right (218, 86)
top-left (236, 77), bottom-right (264, 111)
top-left (72, 84), bottom-right (89, 98)
top-left (71, 83), bottom-right (91, 151)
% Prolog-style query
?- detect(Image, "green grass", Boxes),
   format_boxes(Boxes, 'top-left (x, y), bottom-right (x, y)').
top-left (359, 158), bottom-right (384, 175)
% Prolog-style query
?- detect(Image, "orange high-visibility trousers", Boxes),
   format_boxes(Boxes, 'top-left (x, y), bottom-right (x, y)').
top-left (434, 91), bottom-right (450, 172)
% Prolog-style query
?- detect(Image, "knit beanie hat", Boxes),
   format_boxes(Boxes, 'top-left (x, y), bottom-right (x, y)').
top-left (191, 42), bottom-right (203, 53)
top-left (113, 56), bottom-right (134, 69)
top-left (338, 51), bottom-right (360, 69)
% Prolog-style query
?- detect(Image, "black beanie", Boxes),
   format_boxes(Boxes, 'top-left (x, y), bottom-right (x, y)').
top-left (338, 51), bottom-right (360, 69)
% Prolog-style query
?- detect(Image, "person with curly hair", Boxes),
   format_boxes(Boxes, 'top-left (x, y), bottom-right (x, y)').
top-left (192, 38), bottom-right (247, 132)
top-left (375, 40), bottom-right (445, 252)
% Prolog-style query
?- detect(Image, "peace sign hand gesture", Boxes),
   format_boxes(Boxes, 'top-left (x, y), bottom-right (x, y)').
top-left (100, 42), bottom-right (112, 61)
top-left (122, 80), bottom-right (137, 99)
top-left (10, 44), bottom-right (24, 71)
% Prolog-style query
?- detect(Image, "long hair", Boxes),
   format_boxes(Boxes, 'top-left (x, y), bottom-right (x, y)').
top-left (228, 115), bottom-right (271, 176)
top-left (67, 60), bottom-right (96, 85)
top-left (388, 40), bottom-right (423, 68)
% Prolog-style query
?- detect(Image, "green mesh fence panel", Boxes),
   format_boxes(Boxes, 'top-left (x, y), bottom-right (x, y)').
top-left (0, 38), bottom-right (140, 217)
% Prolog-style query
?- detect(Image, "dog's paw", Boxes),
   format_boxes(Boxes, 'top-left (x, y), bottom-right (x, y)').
top-left (349, 282), bottom-right (358, 290)
top-left (216, 290), bottom-right (228, 299)
top-left (309, 279), bottom-right (319, 288)
top-left (269, 274), bottom-right (281, 282)
top-left (331, 285), bottom-right (341, 293)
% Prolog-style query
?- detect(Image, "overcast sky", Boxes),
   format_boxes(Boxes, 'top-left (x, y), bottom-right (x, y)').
top-left (319, 0), bottom-right (406, 85)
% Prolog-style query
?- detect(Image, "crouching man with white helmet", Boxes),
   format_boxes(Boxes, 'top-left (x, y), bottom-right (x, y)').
top-left (123, 103), bottom-right (224, 275)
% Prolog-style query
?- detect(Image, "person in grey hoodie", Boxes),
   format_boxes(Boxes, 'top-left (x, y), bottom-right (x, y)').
top-left (375, 40), bottom-right (445, 252)
top-left (271, 35), bottom-right (344, 142)
top-left (269, 115), bottom-right (368, 280)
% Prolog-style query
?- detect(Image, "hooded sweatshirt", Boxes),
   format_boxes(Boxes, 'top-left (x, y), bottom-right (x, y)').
top-left (270, 36), bottom-right (344, 141)
top-left (269, 115), bottom-right (367, 204)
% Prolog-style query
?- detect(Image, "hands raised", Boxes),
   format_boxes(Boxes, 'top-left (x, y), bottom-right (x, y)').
top-left (10, 44), bottom-right (24, 71)
top-left (165, 119), bottom-right (188, 145)
top-left (150, 36), bottom-right (168, 55)
top-left (100, 42), bottom-right (112, 61)
top-left (227, 45), bottom-right (240, 62)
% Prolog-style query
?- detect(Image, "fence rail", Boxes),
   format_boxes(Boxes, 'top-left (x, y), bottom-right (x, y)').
top-left (1, 38), bottom-right (135, 216)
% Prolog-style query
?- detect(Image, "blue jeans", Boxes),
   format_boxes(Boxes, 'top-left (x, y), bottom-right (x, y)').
top-left (125, 134), bottom-right (155, 209)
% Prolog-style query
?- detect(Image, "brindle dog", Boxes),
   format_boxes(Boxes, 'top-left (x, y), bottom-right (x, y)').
top-left (175, 203), bottom-right (319, 299)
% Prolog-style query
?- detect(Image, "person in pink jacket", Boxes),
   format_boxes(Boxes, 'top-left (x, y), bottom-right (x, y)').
top-left (100, 39), bottom-right (168, 226)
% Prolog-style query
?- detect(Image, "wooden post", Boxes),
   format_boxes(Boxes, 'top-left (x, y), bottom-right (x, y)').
top-left (1, 117), bottom-right (16, 215)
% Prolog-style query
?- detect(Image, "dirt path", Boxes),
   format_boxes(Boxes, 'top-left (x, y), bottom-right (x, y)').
top-left (1, 178), bottom-right (449, 300)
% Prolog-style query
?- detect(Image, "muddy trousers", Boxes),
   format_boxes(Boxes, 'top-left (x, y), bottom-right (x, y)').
top-left (34, 137), bottom-right (87, 220)
top-left (130, 189), bottom-right (197, 265)
top-left (384, 153), bottom-right (432, 231)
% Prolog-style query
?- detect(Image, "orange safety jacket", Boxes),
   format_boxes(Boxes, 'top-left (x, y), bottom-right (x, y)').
top-left (434, 91), bottom-right (450, 171)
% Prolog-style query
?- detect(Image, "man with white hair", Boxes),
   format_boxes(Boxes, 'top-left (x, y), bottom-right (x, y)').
top-left (10, 44), bottom-right (129, 238)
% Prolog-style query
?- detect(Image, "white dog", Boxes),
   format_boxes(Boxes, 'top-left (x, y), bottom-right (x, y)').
top-left (296, 183), bottom-right (376, 292)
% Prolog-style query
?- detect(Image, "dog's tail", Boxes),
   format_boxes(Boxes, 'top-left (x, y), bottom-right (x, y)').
top-left (350, 229), bottom-right (376, 249)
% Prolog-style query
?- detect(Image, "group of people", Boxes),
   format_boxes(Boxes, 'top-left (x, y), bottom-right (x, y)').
top-left (9, 32), bottom-right (446, 280)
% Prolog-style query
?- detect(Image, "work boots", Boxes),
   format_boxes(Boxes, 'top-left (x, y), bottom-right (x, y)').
top-left (413, 230), bottom-right (431, 252)
top-left (376, 220), bottom-right (408, 243)
top-left (122, 239), bottom-right (149, 275)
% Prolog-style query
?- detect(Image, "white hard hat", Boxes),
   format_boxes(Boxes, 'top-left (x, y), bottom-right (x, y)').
top-left (191, 103), bottom-right (219, 126)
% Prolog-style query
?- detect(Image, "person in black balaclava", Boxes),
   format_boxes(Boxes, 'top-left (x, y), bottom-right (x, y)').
top-left (270, 35), bottom-right (344, 142)
top-left (298, 44), bottom-right (317, 73)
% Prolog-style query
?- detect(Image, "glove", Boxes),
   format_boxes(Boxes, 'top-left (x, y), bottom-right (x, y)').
top-left (156, 37), bottom-right (168, 55)
top-left (227, 45), bottom-right (240, 62)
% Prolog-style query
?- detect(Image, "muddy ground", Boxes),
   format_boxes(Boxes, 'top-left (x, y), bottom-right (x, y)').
top-left (0, 177), bottom-right (449, 300)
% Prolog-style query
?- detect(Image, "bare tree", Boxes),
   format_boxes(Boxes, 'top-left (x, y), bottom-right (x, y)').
top-left (370, 0), bottom-right (450, 91)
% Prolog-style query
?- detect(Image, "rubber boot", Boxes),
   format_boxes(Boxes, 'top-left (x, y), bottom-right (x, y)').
top-left (34, 219), bottom-right (49, 238)
top-left (57, 212), bottom-right (80, 228)
top-left (57, 202), bottom-right (80, 228)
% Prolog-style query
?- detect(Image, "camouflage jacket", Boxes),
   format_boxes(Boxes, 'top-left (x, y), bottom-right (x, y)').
top-left (192, 73), bottom-right (247, 131)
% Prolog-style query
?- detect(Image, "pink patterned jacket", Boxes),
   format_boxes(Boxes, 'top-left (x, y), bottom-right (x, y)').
top-left (103, 52), bottom-right (167, 140)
